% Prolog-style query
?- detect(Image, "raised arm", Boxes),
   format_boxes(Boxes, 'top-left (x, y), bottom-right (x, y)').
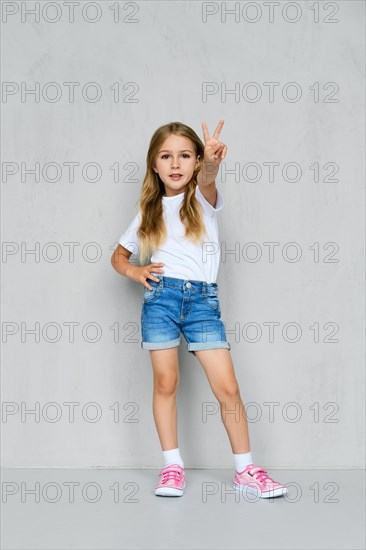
top-left (197, 119), bottom-right (227, 207)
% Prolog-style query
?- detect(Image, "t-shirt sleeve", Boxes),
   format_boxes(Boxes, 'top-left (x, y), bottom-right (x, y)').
top-left (195, 184), bottom-right (225, 218)
top-left (118, 212), bottom-right (141, 256)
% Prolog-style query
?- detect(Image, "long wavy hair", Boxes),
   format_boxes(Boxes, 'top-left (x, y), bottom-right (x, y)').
top-left (136, 121), bottom-right (208, 265)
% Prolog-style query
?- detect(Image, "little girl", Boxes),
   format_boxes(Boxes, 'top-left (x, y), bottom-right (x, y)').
top-left (111, 120), bottom-right (288, 499)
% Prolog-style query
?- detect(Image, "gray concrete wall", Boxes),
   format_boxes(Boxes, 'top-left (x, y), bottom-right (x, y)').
top-left (2, 0), bottom-right (364, 468)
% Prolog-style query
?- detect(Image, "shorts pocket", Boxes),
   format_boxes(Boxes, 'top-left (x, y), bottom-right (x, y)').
top-left (203, 285), bottom-right (221, 311)
top-left (143, 281), bottom-right (162, 303)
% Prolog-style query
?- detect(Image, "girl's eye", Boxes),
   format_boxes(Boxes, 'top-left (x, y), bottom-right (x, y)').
top-left (161, 154), bottom-right (191, 159)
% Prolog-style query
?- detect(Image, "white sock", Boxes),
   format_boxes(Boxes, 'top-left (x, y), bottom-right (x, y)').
top-left (233, 451), bottom-right (253, 472)
top-left (162, 447), bottom-right (184, 468)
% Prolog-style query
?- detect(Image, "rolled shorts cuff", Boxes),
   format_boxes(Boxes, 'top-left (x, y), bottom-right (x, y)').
top-left (187, 341), bottom-right (231, 352)
top-left (141, 337), bottom-right (181, 351)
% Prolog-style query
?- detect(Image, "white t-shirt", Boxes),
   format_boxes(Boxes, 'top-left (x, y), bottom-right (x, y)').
top-left (118, 185), bottom-right (225, 283)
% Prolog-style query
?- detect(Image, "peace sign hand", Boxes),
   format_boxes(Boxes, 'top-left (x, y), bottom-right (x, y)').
top-left (201, 120), bottom-right (227, 166)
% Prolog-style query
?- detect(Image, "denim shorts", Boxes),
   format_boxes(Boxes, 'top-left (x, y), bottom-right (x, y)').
top-left (141, 275), bottom-right (231, 355)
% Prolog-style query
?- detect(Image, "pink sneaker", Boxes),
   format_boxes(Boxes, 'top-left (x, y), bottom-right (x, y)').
top-left (155, 463), bottom-right (186, 497)
top-left (233, 463), bottom-right (288, 498)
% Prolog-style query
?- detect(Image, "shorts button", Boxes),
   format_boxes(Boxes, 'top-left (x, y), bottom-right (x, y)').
top-left (186, 282), bottom-right (191, 288)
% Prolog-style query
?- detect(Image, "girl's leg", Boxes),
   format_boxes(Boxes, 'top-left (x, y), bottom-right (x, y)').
top-left (149, 348), bottom-right (180, 450)
top-left (194, 349), bottom-right (250, 453)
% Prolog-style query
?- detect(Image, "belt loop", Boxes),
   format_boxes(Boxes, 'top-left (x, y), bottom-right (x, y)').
top-left (203, 281), bottom-right (206, 296)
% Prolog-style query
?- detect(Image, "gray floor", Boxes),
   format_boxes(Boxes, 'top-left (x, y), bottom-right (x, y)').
top-left (1, 468), bottom-right (365, 550)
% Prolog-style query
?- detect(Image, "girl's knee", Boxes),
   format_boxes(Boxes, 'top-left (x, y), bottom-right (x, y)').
top-left (154, 375), bottom-right (179, 395)
top-left (216, 382), bottom-right (240, 401)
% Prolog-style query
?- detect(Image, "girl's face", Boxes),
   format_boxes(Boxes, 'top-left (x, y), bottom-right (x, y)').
top-left (153, 134), bottom-right (200, 197)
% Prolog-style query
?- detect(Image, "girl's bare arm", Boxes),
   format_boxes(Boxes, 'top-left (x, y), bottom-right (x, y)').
top-left (111, 244), bottom-right (134, 278)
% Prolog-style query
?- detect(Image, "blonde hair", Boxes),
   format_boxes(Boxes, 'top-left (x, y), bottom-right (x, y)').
top-left (136, 121), bottom-right (209, 265)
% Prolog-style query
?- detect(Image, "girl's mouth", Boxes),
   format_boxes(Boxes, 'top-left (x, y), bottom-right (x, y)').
top-left (169, 174), bottom-right (183, 181)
